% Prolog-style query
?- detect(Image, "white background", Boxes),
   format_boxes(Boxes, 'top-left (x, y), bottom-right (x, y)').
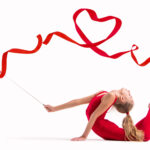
top-left (0, 0), bottom-right (150, 149)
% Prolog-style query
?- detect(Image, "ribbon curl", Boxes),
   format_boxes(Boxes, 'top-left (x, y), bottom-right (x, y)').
top-left (0, 35), bottom-right (42, 78)
top-left (43, 8), bottom-right (150, 63)
top-left (0, 8), bottom-right (150, 79)
top-left (43, 8), bottom-right (138, 58)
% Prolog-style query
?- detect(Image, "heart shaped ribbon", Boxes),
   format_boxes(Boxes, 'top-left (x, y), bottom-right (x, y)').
top-left (0, 8), bottom-right (150, 79)
top-left (43, 8), bottom-right (149, 62)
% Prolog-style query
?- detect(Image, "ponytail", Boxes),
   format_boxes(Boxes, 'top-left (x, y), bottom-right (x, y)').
top-left (114, 97), bottom-right (145, 141)
top-left (122, 114), bottom-right (144, 141)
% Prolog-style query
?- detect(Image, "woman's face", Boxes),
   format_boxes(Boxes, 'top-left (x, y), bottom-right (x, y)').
top-left (120, 88), bottom-right (134, 104)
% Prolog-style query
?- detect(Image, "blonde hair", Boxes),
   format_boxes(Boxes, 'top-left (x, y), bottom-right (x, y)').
top-left (114, 102), bottom-right (145, 141)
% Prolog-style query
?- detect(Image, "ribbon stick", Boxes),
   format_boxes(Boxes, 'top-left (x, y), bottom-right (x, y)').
top-left (5, 75), bottom-right (44, 105)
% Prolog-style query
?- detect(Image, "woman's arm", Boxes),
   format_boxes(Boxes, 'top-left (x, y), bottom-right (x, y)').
top-left (44, 99), bottom-right (79, 112)
top-left (54, 99), bottom-right (80, 111)
top-left (71, 93), bottom-right (115, 141)
top-left (44, 90), bottom-right (103, 112)
top-left (75, 90), bottom-right (104, 105)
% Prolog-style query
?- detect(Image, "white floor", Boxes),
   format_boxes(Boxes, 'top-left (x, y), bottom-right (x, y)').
top-left (2, 136), bottom-right (149, 150)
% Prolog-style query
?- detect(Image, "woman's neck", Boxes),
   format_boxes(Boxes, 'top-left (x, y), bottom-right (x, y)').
top-left (110, 89), bottom-right (121, 104)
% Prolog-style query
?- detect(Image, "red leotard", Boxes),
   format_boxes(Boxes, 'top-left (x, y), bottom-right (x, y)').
top-left (86, 91), bottom-right (150, 141)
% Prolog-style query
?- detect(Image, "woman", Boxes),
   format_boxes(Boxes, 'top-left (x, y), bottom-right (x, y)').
top-left (43, 88), bottom-right (150, 142)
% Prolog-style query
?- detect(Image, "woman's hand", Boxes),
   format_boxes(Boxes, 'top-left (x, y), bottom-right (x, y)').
top-left (43, 104), bottom-right (55, 112)
top-left (71, 136), bottom-right (87, 141)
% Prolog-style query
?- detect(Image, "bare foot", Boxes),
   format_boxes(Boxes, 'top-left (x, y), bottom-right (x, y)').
top-left (148, 103), bottom-right (150, 109)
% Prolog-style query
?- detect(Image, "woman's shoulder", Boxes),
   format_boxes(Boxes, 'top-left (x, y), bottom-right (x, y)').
top-left (101, 91), bottom-right (116, 104)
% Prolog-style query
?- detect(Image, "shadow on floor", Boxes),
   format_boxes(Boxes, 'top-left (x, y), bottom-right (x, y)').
top-left (7, 137), bottom-right (105, 141)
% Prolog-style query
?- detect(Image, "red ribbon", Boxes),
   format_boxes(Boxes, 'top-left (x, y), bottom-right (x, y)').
top-left (0, 35), bottom-right (42, 78)
top-left (43, 8), bottom-right (138, 59)
top-left (43, 8), bottom-right (147, 62)
top-left (0, 8), bottom-right (150, 79)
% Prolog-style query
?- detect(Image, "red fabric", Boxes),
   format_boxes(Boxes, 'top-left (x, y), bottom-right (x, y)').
top-left (43, 8), bottom-right (150, 64)
top-left (0, 35), bottom-right (42, 78)
top-left (1, 8), bottom-right (150, 79)
top-left (43, 8), bottom-right (138, 58)
top-left (135, 108), bottom-right (150, 141)
top-left (86, 91), bottom-right (150, 141)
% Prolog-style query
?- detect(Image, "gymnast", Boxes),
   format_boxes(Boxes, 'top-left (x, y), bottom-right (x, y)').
top-left (43, 88), bottom-right (150, 142)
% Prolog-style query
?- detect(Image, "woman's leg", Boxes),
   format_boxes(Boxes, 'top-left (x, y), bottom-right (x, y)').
top-left (92, 119), bottom-right (125, 141)
top-left (135, 108), bottom-right (150, 141)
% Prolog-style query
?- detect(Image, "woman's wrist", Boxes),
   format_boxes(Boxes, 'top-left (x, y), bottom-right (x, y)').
top-left (81, 134), bottom-right (87, 138)
top-left (53, 106), bottom-right (57, 112)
